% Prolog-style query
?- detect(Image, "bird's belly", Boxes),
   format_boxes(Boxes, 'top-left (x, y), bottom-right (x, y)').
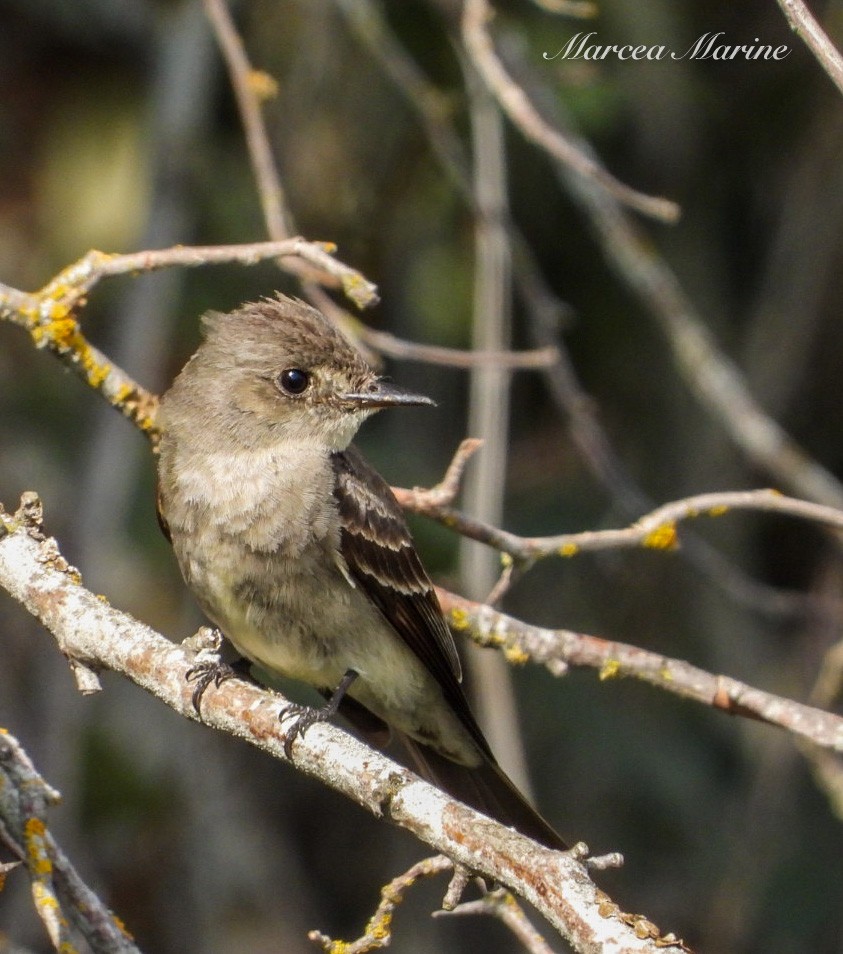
top-left (188, 546), bottom-right (352, 687)
top-left (179, 535), bottom-right (480, 766)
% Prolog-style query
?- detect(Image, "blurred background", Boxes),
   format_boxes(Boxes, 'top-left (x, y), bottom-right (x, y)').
top-left (2, 0), bottom-right (843, 951)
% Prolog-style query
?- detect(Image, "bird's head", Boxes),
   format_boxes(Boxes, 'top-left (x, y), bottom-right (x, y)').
top-left (160, 294), bottom-right (433, 451)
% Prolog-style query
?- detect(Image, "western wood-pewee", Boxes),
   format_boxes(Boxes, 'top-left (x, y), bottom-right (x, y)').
top-left (156, 294), bottom-right (565, 849)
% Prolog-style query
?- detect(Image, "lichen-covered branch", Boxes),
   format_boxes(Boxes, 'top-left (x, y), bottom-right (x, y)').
top-left (0, 731), bottom-right (141, 953)
top-left (308, 855), bottom-right (454, 953)
top-left (0, 238), bottom-right (378, 447)
top-left (439, 589), bottom-right (843, 754)
top-left (395, 463), bottom-right (843, 564)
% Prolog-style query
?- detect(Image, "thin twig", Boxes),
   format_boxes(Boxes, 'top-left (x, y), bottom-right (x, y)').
top-left (203, 0), bottom-right (293, 239)
top-left (309, 856), bottom-right (454, 953)
top-left (351, 320), bottom-right (560, 369)
top-left (776, 0), bottom-right (843, 96)
top-left (510, 61), bottom-right (843, 508)
top-left (461, 0), bottom-right (680, 223)
top-left (439, 888), bottom-right (559, 954)
top-left (206, 0), bottom-right (553, 375)
top-left (482, 29), bottom-right (843, 511)
top-left (395, 483), bottom-right (843, 561)
top-left (417, 437), bottom-right (484, 506)
top-left (438, 589), bottom-right (843, 756)
top-left (334, 0), bottom-right (648, 513)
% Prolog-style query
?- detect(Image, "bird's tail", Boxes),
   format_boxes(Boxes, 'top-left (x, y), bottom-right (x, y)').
top-left (399, 733), bottom-right (568, 851)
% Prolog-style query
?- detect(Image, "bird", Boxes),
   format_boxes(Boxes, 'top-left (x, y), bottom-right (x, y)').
top-left (155, 293), bottom-right (566, 850)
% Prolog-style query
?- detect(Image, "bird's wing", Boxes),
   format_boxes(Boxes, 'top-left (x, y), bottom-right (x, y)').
top-left (331, 446), bottom-right (492, 759)
top-left (331, 447), bottom-right (568, 850)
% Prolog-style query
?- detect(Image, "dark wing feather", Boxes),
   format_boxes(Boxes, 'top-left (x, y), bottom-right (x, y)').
top-left (156, 484), bottom-right (172, 543)
top-left (331, 446), bottom-right (492, 759)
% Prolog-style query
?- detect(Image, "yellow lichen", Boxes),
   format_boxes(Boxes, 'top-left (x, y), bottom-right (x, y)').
top-left (449, 608), bottom-right (470, 631)
top-left (599, 659), bottom-right (621, 680)
top-left (503, 643), bottom-right (529, 666)
top-left (642, 522), bottom-right (677, 550)
top-left (31, 315), bottom-right (77, 349)
top-left (369, 911), bottom-right (393, 940)
top-left (111, 915), bottom-right (134, 939)
top-left (558, 542), bottom-right (579, 557)
top-left (24, 818), bottom-right (52, 875)
top-left (707, 505), bottom-right (728, 517)
top-left (247, 69), bottom-right (279, 101)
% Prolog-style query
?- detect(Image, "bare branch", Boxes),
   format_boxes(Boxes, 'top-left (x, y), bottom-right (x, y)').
top-left (425, 438), bottom-right (485, 506)
top-left (775, 0), bottom-right (843, 95)
top-left (207, 0), bottom-right (554, 379)
top-left (440, 887), bottom-right (560, 954)
top-left (438, 589), bottom-right (843, 755)
top-left (530, 88), bottom-right (843, 510)
top-left (461, 0), bottom-right (680, 223)
top-left (0, 494), bottom-right (680, 954)
top-left (203, 0), bottom-right (293, 240)
top-left (0, 731), bottom-right (141, 953)
top-left (334, 0), bottom-right (649, 517)
top-left (350, 320), bottom-right (560, 369)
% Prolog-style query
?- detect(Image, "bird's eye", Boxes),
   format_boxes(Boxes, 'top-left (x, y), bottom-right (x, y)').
top-left (278, 368), bottom-right (310, 395)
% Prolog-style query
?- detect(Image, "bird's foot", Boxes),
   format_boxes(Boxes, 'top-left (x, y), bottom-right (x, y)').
top-left (186, 653), bottom-right (255, 715)
top-left (278, 702), bottom-right (327, 759)
top-left (186, 660), bottom-right (236, 714)
top-left (279, 669), bottom-right (358, 759)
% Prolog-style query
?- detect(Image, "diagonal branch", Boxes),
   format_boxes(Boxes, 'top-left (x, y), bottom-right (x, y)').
top-left (438, 589), bottom-right (843, 754)
top-left (0, 731), bottom-right (141, 953)
top-left (203, 0), bottom-right (293, 240)
top-left (775, 0), bottom-right (843, 96)
top-left (461, 0), bottom-right (680, 223)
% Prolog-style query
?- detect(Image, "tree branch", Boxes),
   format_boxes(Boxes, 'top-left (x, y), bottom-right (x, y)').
top-left (203, 0), bottom-right (294, 240)
top-left (0, 730), bottom-right (140, 953)
top-left (0, 238), bottom-right (379, 445)
top-left (438, 589), bottom-right (843, 754)
top-left (775, 0), bottom-right (843, 96)
top-left (460, 0), bottom-right (680, 223)
top-left (396, 472), bottom-right (843, 564)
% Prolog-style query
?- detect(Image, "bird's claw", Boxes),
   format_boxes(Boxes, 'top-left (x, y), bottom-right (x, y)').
top-left (279, 702), bottom-right (325, 759)
top-left (278, 669), bottom-right (358, 758)
top-left (186, 659), bottom-right (239, 715)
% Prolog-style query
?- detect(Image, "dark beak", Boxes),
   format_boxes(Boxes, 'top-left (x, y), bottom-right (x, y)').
top-left (341, 380), bottom-right (436, 409)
